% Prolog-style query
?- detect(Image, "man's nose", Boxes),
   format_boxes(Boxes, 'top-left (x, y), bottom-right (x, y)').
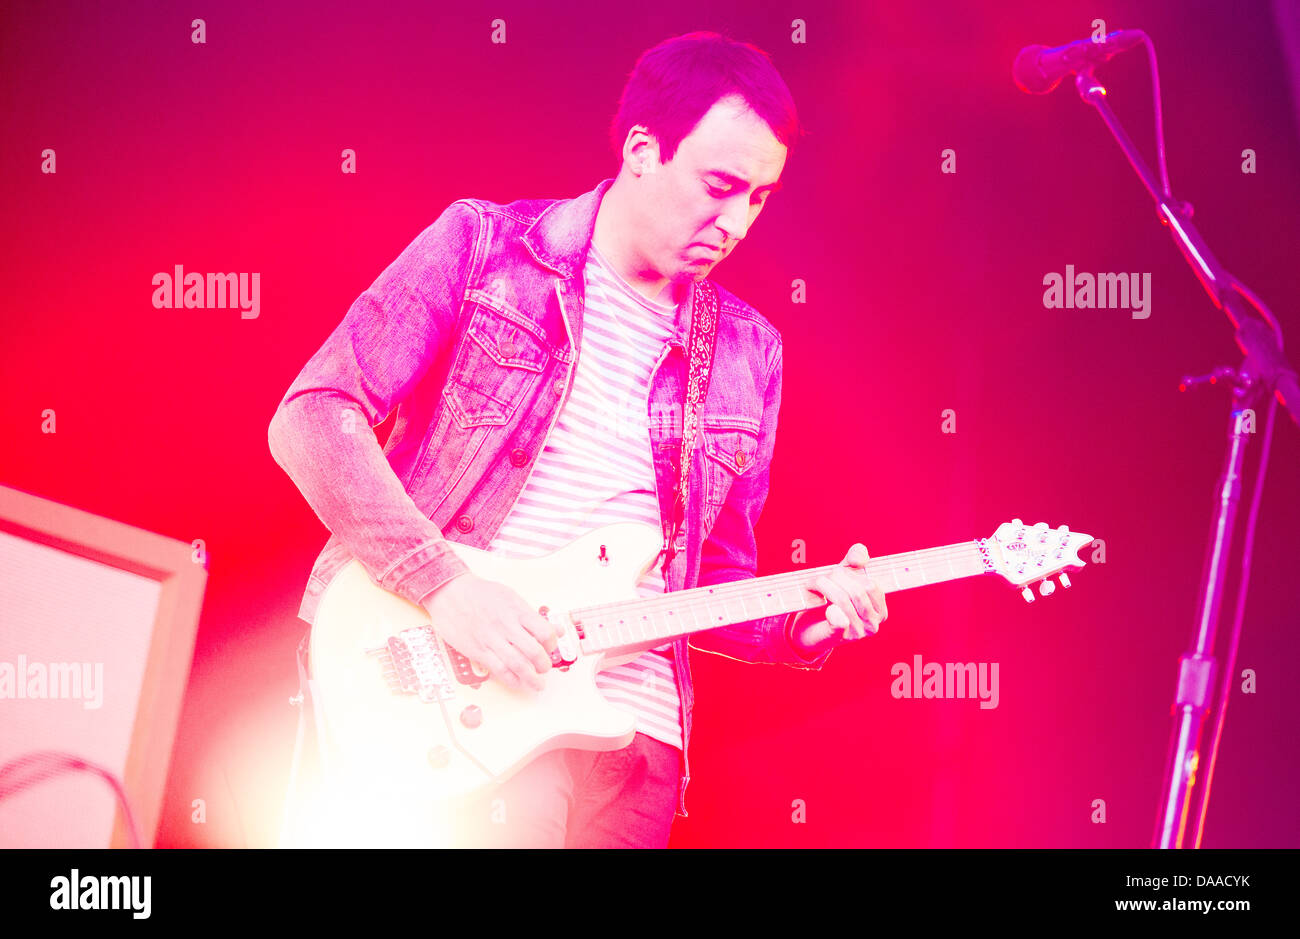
top-left (715, 204), bottom-right (750, 243)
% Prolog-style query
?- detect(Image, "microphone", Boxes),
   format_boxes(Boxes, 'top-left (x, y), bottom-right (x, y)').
top-left (1013, 29), bottom-right (1145, 94)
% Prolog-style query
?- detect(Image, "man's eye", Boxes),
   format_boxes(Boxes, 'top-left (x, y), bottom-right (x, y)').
top-left (707, 185), bottom-right (731, 198)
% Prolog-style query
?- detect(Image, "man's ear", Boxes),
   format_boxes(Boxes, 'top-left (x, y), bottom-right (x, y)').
top-left (625, 126), bottom-right (660, 178)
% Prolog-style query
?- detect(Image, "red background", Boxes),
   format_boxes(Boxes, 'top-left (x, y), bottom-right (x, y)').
top-left (2, 0), bottom-right (1298, 847)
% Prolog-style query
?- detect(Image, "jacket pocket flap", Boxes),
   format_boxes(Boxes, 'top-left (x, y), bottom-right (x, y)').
top-left (466, 304), bottom-right (548, 372)
top-left (702, 420), bottom-right (760, 475)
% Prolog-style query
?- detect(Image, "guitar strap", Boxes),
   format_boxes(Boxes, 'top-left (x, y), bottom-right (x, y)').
top-left (661, 278), bottom-right (719, 573)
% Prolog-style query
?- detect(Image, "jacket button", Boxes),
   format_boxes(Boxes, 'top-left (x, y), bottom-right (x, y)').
top-left (454, 514), bottom-right (474, 533)
top-left (552, 379), bottom-right (565, 396)
top-left (509, 448), bottom-right (529, 467)
top-left (500, 340), bottom-right (517, 357)
top-left (735, 451), bottom-right (748, 469)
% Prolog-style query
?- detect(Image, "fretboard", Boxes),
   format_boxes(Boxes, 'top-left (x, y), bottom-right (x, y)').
top-left (571, 540), bottom-right (990, 656)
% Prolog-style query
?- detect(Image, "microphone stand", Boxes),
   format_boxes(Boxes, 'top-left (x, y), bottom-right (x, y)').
top-left (1067, 64), bottom-right (1298, 848)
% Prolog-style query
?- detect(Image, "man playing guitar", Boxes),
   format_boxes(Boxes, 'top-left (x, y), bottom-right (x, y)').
top-left (269, 30), bottom-right (886, 848)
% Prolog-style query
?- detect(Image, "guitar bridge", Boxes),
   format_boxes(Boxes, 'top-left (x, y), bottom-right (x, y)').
top-left (381, 626), bottom-right (456, 703)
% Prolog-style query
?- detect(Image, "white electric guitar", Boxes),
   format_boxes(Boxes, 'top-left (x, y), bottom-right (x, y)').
top-left (307, 518), bottom-right (1093, 820)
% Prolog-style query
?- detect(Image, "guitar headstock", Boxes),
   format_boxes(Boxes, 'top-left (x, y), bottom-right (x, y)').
top-left (981, 518), bottom-right (1094, 602)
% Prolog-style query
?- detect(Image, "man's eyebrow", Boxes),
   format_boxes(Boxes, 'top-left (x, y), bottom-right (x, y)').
top-left (709, 170), bottom-right (783, 194)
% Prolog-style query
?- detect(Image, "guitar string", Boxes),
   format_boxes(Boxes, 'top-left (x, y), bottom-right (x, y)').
top-left (572, 541), bottom-right (995, 645)
top-left (574, 540), bottom-right (987, 617)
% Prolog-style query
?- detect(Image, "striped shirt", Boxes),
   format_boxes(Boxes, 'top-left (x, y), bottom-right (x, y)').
top-left (485, 243), bottom-right (683, 750)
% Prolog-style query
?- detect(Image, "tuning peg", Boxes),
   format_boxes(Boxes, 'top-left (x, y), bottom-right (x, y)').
top-left (1039, 579), bottom-right (1056, 597)
top-left (1059, 572), bottom-right (1072, 589)
top-left (1021, 586), bottom-right (1035, 603)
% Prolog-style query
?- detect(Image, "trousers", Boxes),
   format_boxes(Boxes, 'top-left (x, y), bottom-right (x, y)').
top-left (447, 733), bottom-right (680, 849)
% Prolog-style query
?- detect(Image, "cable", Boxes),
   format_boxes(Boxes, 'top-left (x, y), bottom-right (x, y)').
top-left (1141, 33), bottom-right (1173, 199)
top-left (0, 751), bottom-right (143, 848)
top-left (1138, 34), bottom-right (1287, 352)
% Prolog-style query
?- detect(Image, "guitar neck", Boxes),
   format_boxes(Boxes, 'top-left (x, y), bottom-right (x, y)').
top-left (572, 540), bottom-right (990, 656)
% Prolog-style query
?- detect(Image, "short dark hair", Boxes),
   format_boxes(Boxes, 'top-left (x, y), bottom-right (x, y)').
top-left (609, 31), bottom-right (806, 166)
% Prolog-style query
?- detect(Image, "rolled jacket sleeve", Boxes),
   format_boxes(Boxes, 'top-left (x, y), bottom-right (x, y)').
top-left (688, 338), bottom-right (833, 670)
top-left (267, 201), bottom-right (481, 610)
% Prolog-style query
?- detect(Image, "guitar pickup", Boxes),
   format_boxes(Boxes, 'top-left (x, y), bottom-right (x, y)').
top-left (551, 624), bottom-right (580, 667)
top-left (549, 646), bottom-right (577, 668)
top-left (441, 642), bottom-right (489, 688)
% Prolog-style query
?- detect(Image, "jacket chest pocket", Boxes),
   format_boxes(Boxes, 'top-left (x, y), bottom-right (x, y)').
top-left (700, 418), bottom-right (761, 530)
top-left (445, 304), bottom-right (550, 428)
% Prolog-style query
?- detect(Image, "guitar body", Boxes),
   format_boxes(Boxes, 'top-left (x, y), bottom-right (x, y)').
top-left (309, 522), bottom-right (665, 816)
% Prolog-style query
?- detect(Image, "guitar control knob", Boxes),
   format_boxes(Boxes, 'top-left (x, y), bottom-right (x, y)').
top-left (1059, 572), bottom-right (1072, 589)
top-left (427, 745), bottom-right (451, 769)
top-left (1039, 579), bottom-right (1056, 597)
top-left (1021, 587), bottom-right (1035, 603)
top-left (460, 705), bottom-right (483, 729)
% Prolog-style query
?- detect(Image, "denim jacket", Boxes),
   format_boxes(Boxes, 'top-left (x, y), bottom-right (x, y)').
top-left (267, 176), bottom-right (832, 817)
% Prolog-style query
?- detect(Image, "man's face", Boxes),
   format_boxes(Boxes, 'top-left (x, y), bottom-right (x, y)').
top-left (631, 94), bottom-right (787, 286)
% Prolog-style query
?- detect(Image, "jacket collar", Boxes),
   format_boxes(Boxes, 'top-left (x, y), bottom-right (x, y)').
top-left (522, 175), bottom-right (696, 343)
top-left (522, 177), bottom-right (614, 279)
